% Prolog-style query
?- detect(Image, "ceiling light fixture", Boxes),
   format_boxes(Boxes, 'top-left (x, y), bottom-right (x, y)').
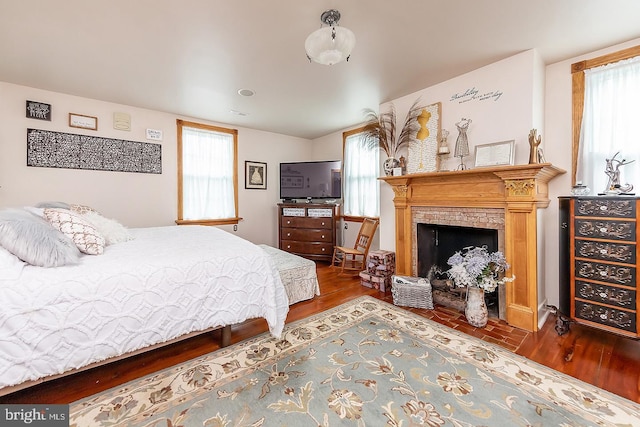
top-left (305, 9), bottom-right (355, 66)
top-left (237, 88), bottom-right (255, 97)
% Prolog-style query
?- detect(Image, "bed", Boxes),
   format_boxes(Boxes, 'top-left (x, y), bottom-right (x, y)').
top-left (259, 244), bottom-right (320, 305)
top-left (0, 206), bottom-right (290, 395)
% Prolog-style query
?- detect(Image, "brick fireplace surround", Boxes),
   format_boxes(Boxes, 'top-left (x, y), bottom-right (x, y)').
top-left (380, 163), bottom-right (564, 332)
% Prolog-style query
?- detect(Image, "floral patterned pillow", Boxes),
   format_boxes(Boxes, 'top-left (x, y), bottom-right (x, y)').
top-left (70, 204), bottom-right (99, 215)
top-left (43, 208), bottom-right (106, 255)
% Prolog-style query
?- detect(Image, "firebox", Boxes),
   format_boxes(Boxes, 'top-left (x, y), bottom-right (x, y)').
top-left (417, 223), bottom-right (500, 317)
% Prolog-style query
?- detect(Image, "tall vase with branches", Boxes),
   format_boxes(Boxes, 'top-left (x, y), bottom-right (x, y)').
top-left (361, 99), bottom-right (425, 176)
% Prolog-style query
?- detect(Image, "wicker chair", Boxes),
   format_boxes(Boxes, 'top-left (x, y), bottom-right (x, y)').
top-left (332, 218), bottom-right (379, 275)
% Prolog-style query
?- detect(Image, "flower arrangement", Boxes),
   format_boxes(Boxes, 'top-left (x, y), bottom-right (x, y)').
top-left (446, 246), bottom-right (514, 293)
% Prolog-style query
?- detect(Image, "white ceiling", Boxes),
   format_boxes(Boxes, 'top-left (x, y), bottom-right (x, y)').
top-left (1, 1), bottom-right (639, 140)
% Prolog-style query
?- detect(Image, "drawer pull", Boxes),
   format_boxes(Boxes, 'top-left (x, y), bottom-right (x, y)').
top-left (287, 233), bottom-right (291, 237)
top-left (321, 222), bottom-right (325, 226)
top-left (599, 227), bottom-right (607, 233)
top-left (287, 245), bottom-right (291, 249)
top-left (599, 271), bottom-right (607, 276)
top-left (321, 235), bottom-right (325, 239)
top-left (600, 249), bottom-right (607, 254)
top-left (600, 313), bottom-right (607, 320)
top-left (600, 205), bottom-right (608, 211)
top-left (287, 220), bottom-right (291, 225)
top-left (321, 248), bottom-right (326, 251)
top-left (599, 292), bottom-right (607, 298)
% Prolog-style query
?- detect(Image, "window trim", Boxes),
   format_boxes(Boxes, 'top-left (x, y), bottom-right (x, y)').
top-left (571, 44), bottom-right (640, 185)
top-left (342, 126), bottom-right (380, 221)
top-left (176, 119), bottom-right (240, 225)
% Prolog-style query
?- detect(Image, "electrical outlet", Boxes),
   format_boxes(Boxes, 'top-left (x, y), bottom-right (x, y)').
top-left (344, 223), bottom-right (348, 229)
top-left (233, 224), bottom-right (238, 232)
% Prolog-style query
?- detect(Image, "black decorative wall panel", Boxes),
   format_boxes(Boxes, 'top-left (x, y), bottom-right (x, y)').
top-left (27, 128), bottom-right (162, 174)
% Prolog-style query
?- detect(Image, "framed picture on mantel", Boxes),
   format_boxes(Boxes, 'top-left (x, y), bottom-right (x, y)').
top-left (474, 140), bottom-right (515, 168)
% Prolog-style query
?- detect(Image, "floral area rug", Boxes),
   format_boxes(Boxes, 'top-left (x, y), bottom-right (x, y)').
top-left (70, 296), bottom-right (639, 426)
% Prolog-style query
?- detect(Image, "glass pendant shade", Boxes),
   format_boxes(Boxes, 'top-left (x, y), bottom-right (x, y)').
top-left (305, 10), bottom-right (355, 66)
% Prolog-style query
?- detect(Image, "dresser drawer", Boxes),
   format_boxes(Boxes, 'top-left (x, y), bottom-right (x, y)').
top-left (575, 239), bottom-right (636, 264)
top-left (575, 301), bottom-right (636, 333)
top-left (281, 228), bottom-right (333, 242)
top-left (575, 260), bottom-right (635, 286)
top-left (575, 219), bottom-right (636, 241)
top-left (280, 240), bottom-right (333, 256)
top-left (281, 216), bottom-right (333, 229)
top-left (575, 280), bottom-right (635, 309)
top-left (575, 198), bottom-right (636, 218)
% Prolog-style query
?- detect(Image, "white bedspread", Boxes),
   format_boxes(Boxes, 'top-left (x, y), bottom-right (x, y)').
top-left (0, 226), bottom-right (289, 390)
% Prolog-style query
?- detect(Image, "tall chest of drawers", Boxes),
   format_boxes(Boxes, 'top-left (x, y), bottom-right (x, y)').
top-left (278, 203), bottom-right (340, 262)
top-left (559, 196), bottom-right (639, 338)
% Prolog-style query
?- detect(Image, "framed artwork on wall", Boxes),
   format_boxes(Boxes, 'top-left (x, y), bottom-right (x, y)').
top-left (407, 102), bottom-right (442, 174)
top-left (245, 161), bottom-right (267, 189)
top-left (69, 113), bottom-right (98, 130)
top-left (26, 100), bottom-right (51, 121)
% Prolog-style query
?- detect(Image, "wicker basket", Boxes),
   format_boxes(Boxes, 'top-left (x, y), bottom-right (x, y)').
top-left (391, 275), bottom-right (434, 309)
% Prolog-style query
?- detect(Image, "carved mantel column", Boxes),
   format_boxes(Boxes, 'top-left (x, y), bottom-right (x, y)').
top-left (380, 163), bottom-right (565, 332)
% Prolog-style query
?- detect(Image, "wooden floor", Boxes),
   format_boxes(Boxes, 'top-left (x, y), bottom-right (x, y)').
top-left (3, 262), bottom-right (640, 404)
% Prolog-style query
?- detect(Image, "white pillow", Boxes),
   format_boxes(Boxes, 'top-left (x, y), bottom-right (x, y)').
top-left (0, 208), bottom-right (80, 267)
top-left (81, 211), bottom-right (133, 245)
top-left (43, 208), bottom-right (106, 255)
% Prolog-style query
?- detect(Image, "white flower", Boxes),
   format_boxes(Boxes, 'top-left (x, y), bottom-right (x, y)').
top-left (446, 246), bottom-right (513, 293)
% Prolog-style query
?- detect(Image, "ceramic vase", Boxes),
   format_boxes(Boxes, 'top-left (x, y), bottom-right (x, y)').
top-left (383, 157), bottom-right (400, 176)
top-left (465, 286), bottom-right (488, 328)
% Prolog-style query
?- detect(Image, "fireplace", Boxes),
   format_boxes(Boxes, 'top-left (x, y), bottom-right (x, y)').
top-left (380, 163), bottom-right (565, 332)
top-left (416, 213), bottom-right (503, 319)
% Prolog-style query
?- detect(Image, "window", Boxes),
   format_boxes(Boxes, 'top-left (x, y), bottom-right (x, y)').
top-left (176, 120), bottom-right (239, 225)
top-left (342, 127), bottom-right (380, 218)
top-left (572, 45), bottom-right (640, 192)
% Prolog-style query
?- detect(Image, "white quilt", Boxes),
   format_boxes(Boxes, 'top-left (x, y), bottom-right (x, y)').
top-left (0, 226), bottom-right (289, 390)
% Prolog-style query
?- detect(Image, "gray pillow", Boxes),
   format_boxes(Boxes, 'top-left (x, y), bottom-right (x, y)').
top-left (35, 201), bottom-right (71, 209)
top-left (0, 208), bottom-right (80, 267)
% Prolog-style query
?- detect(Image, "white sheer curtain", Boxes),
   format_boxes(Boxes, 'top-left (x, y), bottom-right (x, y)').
top-left (182, 127), bottom-right (235, 220)
top-left (578, 56), bottom-right (640, 194)
top-left (343, 132), bottom-right (380, 217)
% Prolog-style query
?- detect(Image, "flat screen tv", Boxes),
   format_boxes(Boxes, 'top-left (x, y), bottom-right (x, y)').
top-left (279, 160), bottom-right (342, 200)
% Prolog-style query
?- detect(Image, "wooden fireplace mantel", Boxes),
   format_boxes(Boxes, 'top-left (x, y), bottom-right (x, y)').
top-left (380, 163), bottom-right (565, 332)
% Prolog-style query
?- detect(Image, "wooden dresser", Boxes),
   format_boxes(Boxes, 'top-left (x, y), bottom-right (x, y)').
top-left (559, 196), bottom-right (639, 338)
top-left (278, 203), bottom-right (340, 262)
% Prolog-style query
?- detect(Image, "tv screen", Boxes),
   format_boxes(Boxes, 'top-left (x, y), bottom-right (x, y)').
top-left (280, 160), bottom-right (342, 200)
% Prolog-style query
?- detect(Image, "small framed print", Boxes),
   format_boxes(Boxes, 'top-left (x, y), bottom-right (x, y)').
top-left (69, 113), bottom-right (98, 130)
top-left (245, 161), bottom-right (267, 190)
top-left (113, 112), bottom-right (131, 131)
top-left (146, 128), bottom-right (163, 141)
top-left (474, 140), bottom-right (515, 168)
top-left (26, 100), bottom-right (51, 121)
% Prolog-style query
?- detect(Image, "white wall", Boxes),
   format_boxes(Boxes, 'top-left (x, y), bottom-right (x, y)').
top-left (0, 81), bottom-right (311, 246)
top-left (378, 49), bottom-right (544, 254)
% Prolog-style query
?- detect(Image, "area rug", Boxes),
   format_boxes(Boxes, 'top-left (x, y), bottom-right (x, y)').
top-left (70, 296), bottom-right (639, 426)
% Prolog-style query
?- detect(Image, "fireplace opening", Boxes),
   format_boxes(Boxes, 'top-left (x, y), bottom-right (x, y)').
top-left (417, 223), bottom-right (500, 318)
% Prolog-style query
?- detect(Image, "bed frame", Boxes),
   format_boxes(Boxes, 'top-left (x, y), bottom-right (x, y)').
top-left (0, 325), bottom-right (231, 397)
